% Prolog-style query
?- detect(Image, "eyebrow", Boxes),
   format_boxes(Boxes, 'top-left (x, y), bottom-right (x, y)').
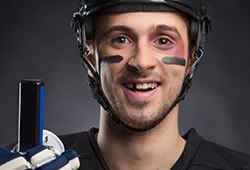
top-left (103, 25), bottom-right (134, 36)
top-left (154, 24), bottom-right (181, 37)
top-left (102, 24), bottom-right (182, 39)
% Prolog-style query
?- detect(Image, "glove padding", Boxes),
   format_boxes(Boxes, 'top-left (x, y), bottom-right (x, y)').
top-left (0, 145), bottom-right (80, 170)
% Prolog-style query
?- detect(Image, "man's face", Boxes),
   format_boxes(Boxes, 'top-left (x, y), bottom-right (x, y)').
top-left (91, 12), bottom-right (189, 131)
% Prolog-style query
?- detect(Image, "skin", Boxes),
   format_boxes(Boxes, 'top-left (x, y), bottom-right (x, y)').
top-left (87, 12), bottom-right (192, 170)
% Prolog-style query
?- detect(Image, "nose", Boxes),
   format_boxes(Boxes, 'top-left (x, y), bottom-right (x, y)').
top-left (127, 41), bottom-right (157, 73)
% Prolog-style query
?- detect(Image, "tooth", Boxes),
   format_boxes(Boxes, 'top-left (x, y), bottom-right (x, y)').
top-left (152, 83), bottom-right (156, 88)
top-left (138, 84), bottom-right (143, 89)
top-left (127, 83), bottom-right (133, 89)
top-left (150, 83), bottom-right (157, 89)
top-left (131, 83), bottom-right (158, 90)
top-left (148, 84), bottom-right (152, 89)
top-left (136, 84), bottom-right (142, 89)
top-left (143, 83), bottom-right (148, 89)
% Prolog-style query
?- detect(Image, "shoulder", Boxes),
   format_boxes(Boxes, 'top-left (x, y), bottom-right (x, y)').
top-left (59, 127), bottom-right (99, 157)
top-left (190, 129), bottom-right (250, 170)
top-left (59, 130), bottom-right (92, 151)
top-left (205, 141), bottom-right (250, 169)
top-left (59, 128), bottom-right (108, 170)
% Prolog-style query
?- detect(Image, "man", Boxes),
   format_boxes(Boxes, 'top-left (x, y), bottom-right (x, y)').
top-left (1, 0), bottom-right (249, 170)
top-left (59, 0), bottom-right (250, 169)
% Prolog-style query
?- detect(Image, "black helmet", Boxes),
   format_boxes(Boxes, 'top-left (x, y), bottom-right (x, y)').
top-left (78, 0), bottom-right (206, 19)
top-left (71, 0), bottom-right (211, 131)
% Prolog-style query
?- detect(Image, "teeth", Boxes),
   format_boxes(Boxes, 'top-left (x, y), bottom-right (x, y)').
top-left (127, 83), bottom-right (158, 90)
top-left (127, 83), bottom-right (133, 89)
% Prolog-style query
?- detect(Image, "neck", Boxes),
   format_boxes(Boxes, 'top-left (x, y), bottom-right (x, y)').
top-left (97, 106), bottom-right (186, 170)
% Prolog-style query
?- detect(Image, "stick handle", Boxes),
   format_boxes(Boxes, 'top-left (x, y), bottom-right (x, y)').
top-left (18, 79), bottom-right (44, 152)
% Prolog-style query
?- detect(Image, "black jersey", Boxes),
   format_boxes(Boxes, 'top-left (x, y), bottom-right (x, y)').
top-left (60, 128), bottom-right (250, 170)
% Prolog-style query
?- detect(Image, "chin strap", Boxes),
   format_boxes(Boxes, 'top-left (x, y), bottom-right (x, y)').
top-left (176, 48), bottom-right (204, 103)
top-left (175, 10), bottom-right (211, 102)
top-left (72, 11), bottom-right (122, 125)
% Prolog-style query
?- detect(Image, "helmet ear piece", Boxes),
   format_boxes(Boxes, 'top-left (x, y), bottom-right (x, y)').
top-left (189, 19), bottom-right (199, 50)
top-left (85, 16), bottom-right (94, 40)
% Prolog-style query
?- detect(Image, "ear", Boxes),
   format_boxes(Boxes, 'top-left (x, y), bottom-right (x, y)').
top-left (187, 47), bottom-right (196, 71)
top-left (86, 40), bottom-right (96, 66)
top-left (84, 40), bottom-right (97, 78)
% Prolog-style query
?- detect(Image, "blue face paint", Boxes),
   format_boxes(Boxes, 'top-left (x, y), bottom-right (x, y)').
top-left (100, 55), bottom-right (124, 64)
top-left (162, 56), bottom-right (186, 66)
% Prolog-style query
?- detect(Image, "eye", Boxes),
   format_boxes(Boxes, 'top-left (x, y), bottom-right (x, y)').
top-left (155, 37), bottom-right (172, 45)
top-left (153, 37), bottom-right (174, 50)
top-left (112, 36), bottom-right (131, 44)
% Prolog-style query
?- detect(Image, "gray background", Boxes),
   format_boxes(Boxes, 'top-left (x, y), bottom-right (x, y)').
top-left (0, 0), bottom-right (250, 154)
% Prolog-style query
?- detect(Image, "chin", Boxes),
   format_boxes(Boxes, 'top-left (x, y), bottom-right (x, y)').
top-left (115, 107), bottom-right (169, 132)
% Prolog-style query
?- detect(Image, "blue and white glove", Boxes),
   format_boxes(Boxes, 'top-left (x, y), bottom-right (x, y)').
top-left (0, 146), bottom-right (31, 170)
top-left (0, 130), bottom-right (80, 170)
top-left (0, 145), bottom-right (80, 170)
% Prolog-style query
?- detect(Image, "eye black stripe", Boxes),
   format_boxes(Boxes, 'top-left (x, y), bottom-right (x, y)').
top-left (99, 55), bottom-right (185, 66)
top-left (162, 56), bottom-right (186, 66)
top-left (100, 55), bottom-right (124, 64)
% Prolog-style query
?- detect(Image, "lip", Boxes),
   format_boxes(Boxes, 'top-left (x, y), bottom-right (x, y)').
top-left (122, 80), bottom-right (160, 101)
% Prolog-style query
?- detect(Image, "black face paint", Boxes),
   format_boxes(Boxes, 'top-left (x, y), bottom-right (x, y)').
top-left (99, 55), bottom-right (124, 64)
top-left (162, 56), bottom-right (186, 66)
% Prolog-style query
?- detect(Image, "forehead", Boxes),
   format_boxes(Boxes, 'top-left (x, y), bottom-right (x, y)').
top-left (95, 12), bottom-right (188, 36)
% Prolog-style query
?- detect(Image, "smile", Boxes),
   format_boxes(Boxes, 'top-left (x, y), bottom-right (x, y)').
top-left (122, 81), bottom-right (160, 101)
top-left (124, 82), bottom-right (159, 92)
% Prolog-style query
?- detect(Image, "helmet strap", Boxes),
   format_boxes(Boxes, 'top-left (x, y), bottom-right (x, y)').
top-left (72, 10), bottom-right (122, 124)
top-left (176, 48), bottom-right (204, 103)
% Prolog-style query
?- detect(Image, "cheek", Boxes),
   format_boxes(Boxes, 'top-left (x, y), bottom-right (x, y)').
top-left (170, 69), bottom-right (179, 78)
top-left (100, 64), bottom-right (112, 84)
top-left (162, 41), bottom-right (188, 65)
top-left (170, 40), bottom-right (188, 58)
top-left (163, 66), bottom-right (185, 83)
top-left (100, 62), bottom-right (123, 86)
top-left (99, 55), bottom-right (124, 79)
top-left (161, 40), bottom-right (188, 75)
